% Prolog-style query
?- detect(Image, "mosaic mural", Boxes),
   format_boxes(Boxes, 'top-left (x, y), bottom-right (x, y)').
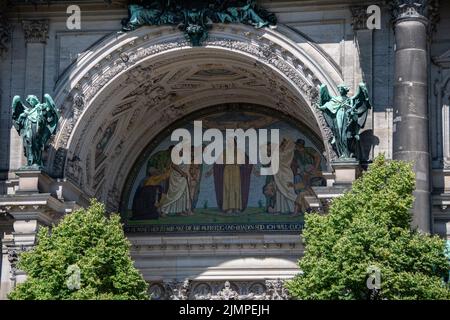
top-left (122, 105), bottom-right (326, 233)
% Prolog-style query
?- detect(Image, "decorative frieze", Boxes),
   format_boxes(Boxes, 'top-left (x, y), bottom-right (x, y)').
top-left (150, 279), bottom-right (291, 300)
top-left (22, 20), bottom-right (49, 44)
top-left (265, 279), bottom-right (290, 300)
top-left (164, 279), bottom-right (191, 300)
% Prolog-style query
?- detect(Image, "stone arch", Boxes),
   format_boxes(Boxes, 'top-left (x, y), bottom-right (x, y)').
top-left (48, 23), bottom-right (344, 209)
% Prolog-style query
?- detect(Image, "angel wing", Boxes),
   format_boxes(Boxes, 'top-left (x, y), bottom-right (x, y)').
top-left (11, 95), bottom-right (26, 133)
top-left (318, 84), bottom-right (332, 108)
top-left (42, 94), bottom-right (60, 143)
top-left (316, 84), bottom-right (336, 137)
top-left (350, 83), bottom-right (372, 129)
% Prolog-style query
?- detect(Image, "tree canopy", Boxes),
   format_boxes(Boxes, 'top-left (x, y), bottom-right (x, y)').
top-left (9, 199), bottom-right (148, 300)
top-left (286, 155), bottom-right (450, 300)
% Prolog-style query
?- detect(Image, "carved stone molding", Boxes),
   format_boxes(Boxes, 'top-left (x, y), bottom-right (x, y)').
top-left (265, 279), bottom-right (290, 300)
top-left (150, 279), bottom-right (290, 300)
top-left (163, 279), bottom-right (191, 300)
top-left (22, 20), bottom-right (49, 44)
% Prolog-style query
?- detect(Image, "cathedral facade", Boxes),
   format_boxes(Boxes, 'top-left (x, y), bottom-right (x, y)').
top-left (0, 0), bottom-right (449, 299)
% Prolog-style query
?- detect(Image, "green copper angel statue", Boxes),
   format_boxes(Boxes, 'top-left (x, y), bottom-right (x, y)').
top-left (12, 94), bottom-right (60, 168)
top-left (317, 83), bottom-right (371, 159)
top-left (121, 0), bottom-right (276, 46)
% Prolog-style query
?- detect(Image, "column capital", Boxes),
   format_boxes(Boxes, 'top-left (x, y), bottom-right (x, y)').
top-left (390, 0), bottom-right (439, 26)
top-left (22, 19), bottom-right (48, 44)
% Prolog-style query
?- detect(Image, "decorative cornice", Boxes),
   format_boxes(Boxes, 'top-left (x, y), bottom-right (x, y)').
top-left (22, 19), bottom-right (49, 43)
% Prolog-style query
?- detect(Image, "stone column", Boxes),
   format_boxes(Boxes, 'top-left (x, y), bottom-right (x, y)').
top-left (392, 1), bottom-right (436, 232)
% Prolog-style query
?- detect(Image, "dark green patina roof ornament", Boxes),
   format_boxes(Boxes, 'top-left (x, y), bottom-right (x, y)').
top-left (11, 94), bottom-right (60, 169)
top-left (317, 83), bottom-right (372, 160)
top-left (121, 0), bottom-right (277, 46)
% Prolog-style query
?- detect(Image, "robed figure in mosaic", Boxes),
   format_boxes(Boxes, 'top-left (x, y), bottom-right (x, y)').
top-left (317, 83), bottom-right (371, 159)
top-left (11, 94), bottom-right (59, 167)
top-left (210, 139), bottom-right (253, 215)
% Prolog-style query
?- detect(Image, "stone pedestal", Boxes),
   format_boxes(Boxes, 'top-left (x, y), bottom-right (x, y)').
top-left (15, 169), bottom-right (53, 194)
top-left (299, 160), bottom-right (360, 214)
top-left (331, 159), bottom-right (360, 185)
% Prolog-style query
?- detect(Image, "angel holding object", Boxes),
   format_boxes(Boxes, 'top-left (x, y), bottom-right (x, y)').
top-left (317, 83), bottom-right (371, 160)
top-left (11, 94), bottom-right (60, 168)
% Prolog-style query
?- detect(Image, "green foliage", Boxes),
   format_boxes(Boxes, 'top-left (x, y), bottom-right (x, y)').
top-left (9, 199), bottom-right (148, 300)
top-left (286, 155), bottom-right (450, 300)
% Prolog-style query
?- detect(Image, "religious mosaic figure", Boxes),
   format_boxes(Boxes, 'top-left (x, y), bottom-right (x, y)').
top-left (159, 162), bottom-right (192, 217)
top-left (208, 139), bottom-right (253, 215)
top-left (273, 138), bottom-right (298, 214)
top-left (261, 144), bottom-right (277, 213)
top-left (132, 145), bottom-right (173, 220)
top-left (291, 139), bottom-right (322, 193)
top-left (188, 145), bottom-right (204, 211)
top-left (318, 83), bottom-right (371, 159)
top-left (11, 94), bottom-right (59, 168)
